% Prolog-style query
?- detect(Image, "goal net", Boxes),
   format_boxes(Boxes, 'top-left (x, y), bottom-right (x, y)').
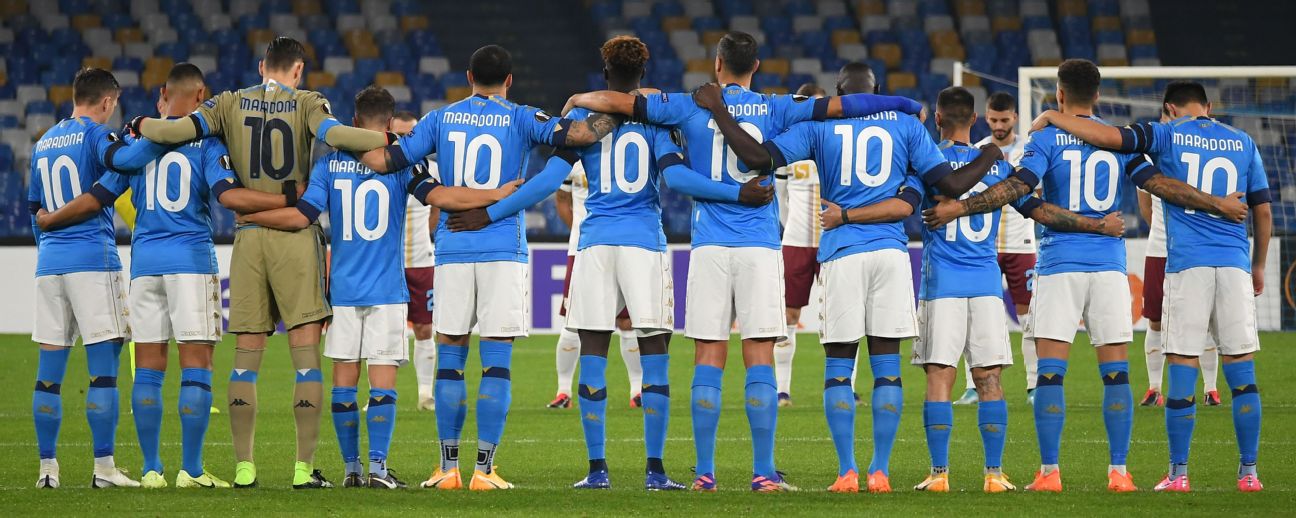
top-left (956, 65), bottom-right (1296, 331)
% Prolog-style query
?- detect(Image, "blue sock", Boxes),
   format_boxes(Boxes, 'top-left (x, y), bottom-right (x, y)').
top-left (868, 354), bottom-right (902, 476)
top-left (823, 357), bottom-right (858, 476)
top-left (691, 364), bottom-right (723, 476)
top-left (476, 341), bottom-right (512, 445)
top-left (578, 355), bottom-right (609, 463)
top-left (33, 348), bottom-right (70, 459)
top-left (640, 353), bottom-right (670, 467)
top-left (330, 386), bottom-right (360, 472)
top-left (923, 401), bottom-right (953, 469)
top-left (1165, 363), bottom-right (1198, 466)
top-left (85, 340), bottom-right (122, 458)
top-left (978, 399), bottom-right (1008, 469)
top-left (178, 368), bottom-right (212, 477)
top-left (745, 364), bottom-right (778, 478)
top-left (434, 344), bottom-right (468, 442)
top-left (367, 388), bottom-right (397, 477)
top-left (131, 367), bottom-right (165, 473)
top-left (1099, 361), bottom-right (1133, 465)
top-left (1034, 358), bottom-right (1068, 465)
top-left (1222, 360), bottom-right (1261, 465)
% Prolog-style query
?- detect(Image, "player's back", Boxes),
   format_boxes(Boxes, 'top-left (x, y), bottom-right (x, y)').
top-left (101, 136), bottom-right (228, 278)
top-left (568, 107), bottom-right (667, 251)
top-left (28, 116), bottom-right (121, 275)
top-left (307, 150), bottom-right (411, 306)
top-left (920, 141), bottom-right (1015, 299)
top-left (199, 80), bottom-right (331, 194)
top-left (1022, 121), bottom-right (1133, 274)
top-left (1146, 117), bottom-right (1265, 272)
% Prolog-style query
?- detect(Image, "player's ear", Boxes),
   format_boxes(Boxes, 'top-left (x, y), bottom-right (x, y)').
top-left (1204, 101), bottom-right (1212, 117)
top-left (466, 70), bottom-right (474, 87)
top-left (258, 60), bottom-right (265, 77)
top-left (504, 74), bottom-right (513, 89)
top-left (714, 56), bottom-right (722, 75)
top-left (751, 58), bottom-right (760, 75)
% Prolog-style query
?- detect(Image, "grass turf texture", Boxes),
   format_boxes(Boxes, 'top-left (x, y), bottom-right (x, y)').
top-left (0, 332), bottom-right (1292, 515)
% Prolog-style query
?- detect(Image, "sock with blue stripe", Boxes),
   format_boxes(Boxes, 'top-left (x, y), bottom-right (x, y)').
top-left (746, 364), bottom-right (778, 478)
top-left (1222, 360), bottom-right (1261, 476)
top-left (1099, 360), bottom-right (1133, 468)
top-left (691, 364), bottom-right (723, 476)
top-left (178, 367), bottom-right (212, 477)
top-left (228, 347), bottom-right (262, 463)
top-left (868, 354), bottom-right (903, 476)
top-left (578, 354), bottom-right (609, 469)
top-left (85, 340), bottom-right (122, 459)
top-left (289, 345), bottom-right (323, 463)
top-left (131, 367), bottom-right (165, 474)
top-left (823, 357), bottom-right (858, 476)
top-left (368, 388), bottom-right (397, 478)
top-left (978, 399), bottom-right (1008, 470)
top-left (435, 344), bottom-right (468, 472)
top-left (476, 341), bottom-right (512, 474)
top-left (1034, 358), bottom-right (1068, 468)
top-left (640, 353), bottom-right (670, 472)
top-left (33, 348), bottom-right (70, 460)
top-left (1165, 363), bottom-right (1198, 476)
top-left (330, 386), bottom-right (361, 474)
top-left (923, 401), bottom-right (953, 471)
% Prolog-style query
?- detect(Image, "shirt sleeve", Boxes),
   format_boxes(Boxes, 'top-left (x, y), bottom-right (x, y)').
top-left (908, 120), bottom-right (954, 186)
top-left (652, 126), bottom-right (685, 160)
top-left (387, 110), bottom-right (440, 171)
top-left (636, 92), bottom-right (696, 126)
top-left (1012, 135), bottom-right (1048, 190)
top-left (1120, 121), bottom-right (1173, 156)
top-left (771, 93), bottom-right (820, 131)
top-left (895, 172), bottom-right (924, 209)
top-left (299, 91), bottom-right (335, 139)
top-left (95, 171), bottom-right (130, 197)
top-left (202, 138), bottom-right (240, 200)
top-left (295, 159), bottom-right (331, 222)
top-left (192, 91), bottom-right (230, 137)
top-left (767, 121), bottom-right (817, 169)
top-left (1246, 144), bottom-right (1272, 205)
top-left (96, 126), bottom-right (167, 173)
top-left (517, 105), bottom-right (565, 147)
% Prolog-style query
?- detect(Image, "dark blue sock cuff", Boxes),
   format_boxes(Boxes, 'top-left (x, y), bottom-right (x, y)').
top-left (693, 365), bottom-right (723, 389)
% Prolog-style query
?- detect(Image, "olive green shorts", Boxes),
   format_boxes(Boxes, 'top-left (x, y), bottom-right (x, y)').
top-left (227, 225), bottom-right (331, 334)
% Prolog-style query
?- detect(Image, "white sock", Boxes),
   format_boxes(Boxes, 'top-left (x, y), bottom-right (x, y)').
top-left (964, 359), bottom-right (976, 391)
top-left (1020, 312), bottom-right (1038, 390)
top-left (413, 338), bottom-right (437, 395)
top-left (774, 332), bottom-right (796, 394)
top-left (1041, 463), bottom-right (1059, 475)
top-left (618, 328), bottom-right (643, 395)
top-left (94, 455), bottom-right (115, 469)
top-left (1145, 328), bottom-right (1164, 390)
top-left (1201, 345), bottom-right (1219, 392)
top-left (1109, 464), bottom-right (1127, 475)
top-left (556, 328), bottom-right (580, 396)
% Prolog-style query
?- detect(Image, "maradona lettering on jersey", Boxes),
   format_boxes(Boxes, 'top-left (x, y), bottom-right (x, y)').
top-left (1055, 133), bottom-right (1084, 146)
top-left (949, 160), bottom-right (1003, 176)
top-left (328, 159), bottom-right (377, 175)
top-left (727, 103), bottom-right (769, 117)
top-left (34, 132), bottom-right (85, 152)
top-left (239, 97), bottom-right (298, 115)
top-left (442, 111), bottom-right (511, 127)
top-left (1173, 132), bottom-right (1244, 152)
top-left (852, 111), bottom-right (899, 121)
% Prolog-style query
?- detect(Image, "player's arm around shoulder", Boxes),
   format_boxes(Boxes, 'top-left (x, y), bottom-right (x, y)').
top-left (821, 177), bottom-right (922, 230)
top-left (306, 90), bottom-right (396, 153)
top-left (236, 154), bottom-right (331, 231)
top-left (36, 174), bottom-right (125, 231)
top-left (135, 91), bottom-right (227, 144)
top-left (446, 149), bottom-right (581, 232)
top-left (205, 139), bottom-right (293, 214)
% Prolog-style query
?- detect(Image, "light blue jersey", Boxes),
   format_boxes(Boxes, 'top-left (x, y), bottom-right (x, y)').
top-left (28, 116), bottom-right (165, 276)
top-left (1017, 116), bottom-right (1157, 275)
top-left (636, 85), bottom-right (828, 249)
top-left (568, 107), bottom-right (675, 252)
top-left (1120, 116), bottom-right (1270, 273)
top-left (387, 94), bottom-right (566, 265)
top-left (299, 151), bottom-right (437, 306)
top-left (767, 111), bottom-right (949, 263)
top-left (920, 141), bottom-right (1037, 300)
top-left (97, 135), bottom-right (235, 278)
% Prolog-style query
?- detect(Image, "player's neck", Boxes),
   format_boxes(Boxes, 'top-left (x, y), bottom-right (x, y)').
top-left (1061, 103), bottom-right (1095, 117)
top-left (473, 85), bottom-right (507, 99)
top-left (606, 80), bottom-right (640, 94)
top-left (941, 128), bottom-right (972, 144)
top-left (715, 71), bottom-right (751, 89)
top-left (70, 107), bottom-right (106, 124)
top-left (261, 73), bottom-right (298, 89)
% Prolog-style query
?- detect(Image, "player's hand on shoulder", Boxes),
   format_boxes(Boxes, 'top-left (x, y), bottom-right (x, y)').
top-left (447, 208), bottom-right (491, 232)
top-left (977, 142), bottom-right (1004, 160)
top-left (1217, 192), bottom-right (1248, 223)
top-left (923, 196), bottom-right (964, 228)
top-left (692, 83), bottom-right (725, 113)
top-left (1029, 110), bottom-right (1059, 133)
top-left (1099, 211), bottom-right (1125, 237)
top-left (738, 176), bottom-right (775, 207)
top-left (820, 201), bottom-right (844, 230)
top-left (562, 94), bottom-right (580, 116)
top-left (631, 87), bottom-right (661, 96)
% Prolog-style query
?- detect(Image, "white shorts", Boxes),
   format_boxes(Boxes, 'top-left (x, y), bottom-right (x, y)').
top-left (1162, 266), bottom-right (1259, 357)
top-left (433, 261), bottom-right (529, 338)
top-left (1028, 271), bottom-right (1132, 346)
top-left (912, 296), bottom-right (1013, 368)
top-left (33, 271), bottom-right (130, 347)
top-left (325, 304), bottom-right (409, 365)
top-left (565, 246), bottom-right (673, 333)
top-left (818, 248), bottom-right (917, 344)
top-left (129, 274), bottom-right (223, 343)
top-left (684, 246), bottom-right (786, 341)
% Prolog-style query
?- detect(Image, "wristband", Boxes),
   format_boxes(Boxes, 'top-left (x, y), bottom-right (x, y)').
top-left (840, 207), bottom-right (850, 224)
top-left (282, 180), bottom-right (298, 206)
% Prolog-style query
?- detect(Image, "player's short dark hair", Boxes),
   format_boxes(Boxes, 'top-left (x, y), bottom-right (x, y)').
top-left (936, 86), bottom-right (976, 129)
top-left (469, 45), bottom-right (512, 87)
top-left (393, 110), bottom-right (419, 123)
top-left (73, 67), bottom-right (121, 105)
top-left (986, 92), bottom-right (1015, 112)
top-left (166, 63), bottom-right (206, 89)
top-left (1163, 80), bottom-right (1209, 107)
top-left (264, 36), bottom-right (307, 71)
top-left (1056, 58), bottom-right (1101, 105)
top-left (717, 31), bottom-right (759, 75)
top-left (795, 83), bottom-right (826, 97)
top-left (836, 61), bottom-right (876, 95)
top-left (601, 35), bottom-right (650, 83)
top-left (354, 85), bottom-right (395, 125)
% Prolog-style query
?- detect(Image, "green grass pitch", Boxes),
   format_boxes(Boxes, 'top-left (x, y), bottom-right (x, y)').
top-left (0, 332), bottom-right (1293, 515)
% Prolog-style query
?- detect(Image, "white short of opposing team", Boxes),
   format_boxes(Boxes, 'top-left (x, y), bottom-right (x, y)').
top-left (913, 296), bottom-right (1013, 368)
top-left (33, 271), bottom-right (130, 347)
top-left (818, 248), bottom-right (917, 344)
top-left (780, 160), bottom-right (821, 248)
top-left (129, 274), bottom-right (222, 343)
top-left (1028, 271), bottom-right (1133, 346)
top-left (685, 246), bottom-right (787, 341)
top-left (325, 304), bottom-right (410, 365)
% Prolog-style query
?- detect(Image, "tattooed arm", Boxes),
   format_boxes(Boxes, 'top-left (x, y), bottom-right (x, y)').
top-left (923, 175), bottom-right (1033, 228)
top-left (558, 112), bottom-right (626, 147)
top-left (1141, 174), bottom-right (1247, 223)
top-left (1026, 202), bottom-right (1125, 237)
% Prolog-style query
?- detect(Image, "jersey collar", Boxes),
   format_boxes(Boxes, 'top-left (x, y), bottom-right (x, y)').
top-left (938, 139), bottom-right (970, 148)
